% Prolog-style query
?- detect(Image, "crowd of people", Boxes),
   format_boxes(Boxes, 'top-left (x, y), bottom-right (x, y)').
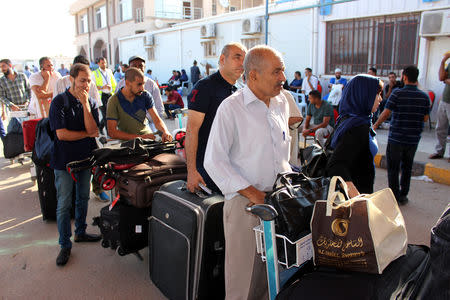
top-left (0, 45), bottom-right (448, 299)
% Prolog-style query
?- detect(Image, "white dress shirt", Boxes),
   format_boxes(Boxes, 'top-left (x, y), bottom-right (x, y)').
top-left (53, 75), bottom-right (101, 107)
top-left (301, 75), bottom-right (318, 95)
top-left (115, 77), bottom-right (164, 117)
top-left (204, 85), bottom-right (292, 200)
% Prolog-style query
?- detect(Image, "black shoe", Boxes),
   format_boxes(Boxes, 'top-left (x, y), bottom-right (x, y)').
top-left (74, 233), bottom-right (101, 243)
top-left (56, 248), bottom-right (71, 266)
top-left (429, 153), bottom-right (443, 159)
top-left (398, 195), bottom-right (409, 205)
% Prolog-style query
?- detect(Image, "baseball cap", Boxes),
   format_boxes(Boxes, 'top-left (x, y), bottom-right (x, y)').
top-left (128, 55), bottom-right (145, 64)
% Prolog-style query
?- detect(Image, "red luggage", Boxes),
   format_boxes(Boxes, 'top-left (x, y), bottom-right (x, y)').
top-left (22, 118), bottom-right (41, 152)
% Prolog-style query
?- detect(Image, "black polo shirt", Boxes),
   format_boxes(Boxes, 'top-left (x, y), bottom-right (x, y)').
top-left (187, 71), bottom-right (237, 168)
top-left (49, 89), bottom-right (100, 170)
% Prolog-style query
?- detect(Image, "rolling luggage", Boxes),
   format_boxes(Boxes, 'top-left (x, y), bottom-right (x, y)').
top-left (93, 201), bottom-right (150, 257)
top-left (35, 164), bottom-right (75, 220)
top-left (149, 180), bottom-right (225, 300)
top-left (276, 244), bottom-right (431, 300)
top-left (116, 153), bottom-right (187, 208)
top-left (3, 133), bottom-right (25, 158)
top-left (22, 118), bottom-right (41, 152)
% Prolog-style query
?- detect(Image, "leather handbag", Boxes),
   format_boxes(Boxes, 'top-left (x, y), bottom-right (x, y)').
top-left (265, 172), bottom-right (330, 242)
top-left (310, 176), bottom-right (408, 274)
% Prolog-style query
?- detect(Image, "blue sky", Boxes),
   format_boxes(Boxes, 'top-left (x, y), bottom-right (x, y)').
top-left (0, 0), bottom-right (76, 60)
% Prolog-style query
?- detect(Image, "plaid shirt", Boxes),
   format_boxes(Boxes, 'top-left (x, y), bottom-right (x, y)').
top-left (0, 72), bottom-right (31, 106)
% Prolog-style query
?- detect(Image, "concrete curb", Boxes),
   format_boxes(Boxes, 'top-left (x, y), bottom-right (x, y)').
top-left (374, 154), bottom-right (450, 186)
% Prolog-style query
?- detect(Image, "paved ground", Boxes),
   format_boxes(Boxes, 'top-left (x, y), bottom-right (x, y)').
top-left (0, 108), bottom-right (449, 299)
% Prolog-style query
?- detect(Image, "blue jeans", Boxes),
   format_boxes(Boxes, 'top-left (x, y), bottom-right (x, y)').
top-left (386, 142), bottom-right (418, 200)
top-left (0, 117), bottom-right (5, 140)
top-left (164, 104), bottom-right (181, 118)
top-left (54, 169), bottom-right (91, 249)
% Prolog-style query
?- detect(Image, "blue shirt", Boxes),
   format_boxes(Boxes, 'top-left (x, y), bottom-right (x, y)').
top-left (188, 71), bottom-right (237, 167)
top-left (385, 85), bottom-right (430, 145)
top-left (114, 71), bottom-right (124, 83)
top-left (58, 68), bottom-right (70, 77)
top-left (49, 90), bottom-right (100, 170)
top-left (329, 77), bottom-right (347, 86)
top-left (290, 78), bottom-right (303, 88)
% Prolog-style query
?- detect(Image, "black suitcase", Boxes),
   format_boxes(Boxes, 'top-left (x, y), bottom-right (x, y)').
top-left (116, 153), bottom-right (187, 208)
top-left (35, 164), bottom-right (75, 220)
top-left (149, 180), bottom-right (225, 300)
top-left (93, 201), bottom-right (150, 256)
top-left (276, 244), bottom-right (431, 300)
top-left (3, 132), bottom-right (25, 158)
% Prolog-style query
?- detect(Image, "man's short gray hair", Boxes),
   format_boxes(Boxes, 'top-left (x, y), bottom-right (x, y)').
top-left (221, 42), bottom-right (247, 57)
top-left (243, 45), bottom-right (283, 80)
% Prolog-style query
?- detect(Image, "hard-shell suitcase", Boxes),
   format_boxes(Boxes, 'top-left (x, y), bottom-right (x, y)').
top-left (3, 133), bottom-right (25, 158)
top-left (116, 153), bottom-right (187, 208)
top-left (35, 164), bottom-right (75, 220)
top-left (22, 118), bottom-right (41, 152)
top-left (276, 244), bottom-right (431, 300)
top-left (149, 180), bottom-right (225, 300)
top-left (93, 201), bottom-right (150, 256)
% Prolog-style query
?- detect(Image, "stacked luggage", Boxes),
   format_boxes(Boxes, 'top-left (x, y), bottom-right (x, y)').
top-left (91, 145), bottom-right (188, 258)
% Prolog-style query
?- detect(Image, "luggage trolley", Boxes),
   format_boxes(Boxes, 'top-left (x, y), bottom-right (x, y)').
top-left (7, 106), bottom-right (32, 165)
top-left (246, 204), bottom-right (313, 300)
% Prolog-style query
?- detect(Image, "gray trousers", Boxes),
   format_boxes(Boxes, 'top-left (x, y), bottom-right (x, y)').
top-left (223, 195), bottom-right (268, 300)
top-left (434, 100), bottom-right (450, 155)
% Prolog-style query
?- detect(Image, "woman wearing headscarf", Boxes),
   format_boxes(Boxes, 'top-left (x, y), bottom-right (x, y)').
top-left (180, 69), bottom-right (188, 83)
top-left (326, 75), bottom-right (383, 197)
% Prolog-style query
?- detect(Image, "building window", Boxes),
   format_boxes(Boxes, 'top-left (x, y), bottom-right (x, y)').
top-left (119, 0), bottom-right (132, 22)
top-left (136, 7), bottom-right (144, 23)
top-left (80, 14), bottom-right (88, 34)
top-left (212, 0), bottom-right (217, 16)
top-left (96, 5), bottom-right (107, 29)
top-left (241, 38), bottom-right (262, 50)
top-left (155, 0), bottom-right (183, 18)
top-left (146, 48), bottom-right (155, 61)
top-left (202, 41), bottom-right (216, 57)
top-left (326, 14), bottom-right (420, 76)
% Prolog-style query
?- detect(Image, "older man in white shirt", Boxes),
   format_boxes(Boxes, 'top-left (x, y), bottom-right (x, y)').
top-left (53, 55), bottom-right (101, 107)
top-left (204, 45), bottom-right (291, 300)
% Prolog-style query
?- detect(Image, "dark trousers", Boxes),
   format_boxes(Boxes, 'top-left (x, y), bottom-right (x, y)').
top-left (164, 104), bottom-right (181, 118)
top-left (386, 142), bottom-right (418, 199)
top-left (100, 93), bottom-right (111, 134)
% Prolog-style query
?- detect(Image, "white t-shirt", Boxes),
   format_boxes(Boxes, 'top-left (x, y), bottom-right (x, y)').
top-left (54, 75), bottom-right (102, 107)
top-left (28, 71), bottom-right (61, 118)
top-left (301, 75), bottom-right (319, 95)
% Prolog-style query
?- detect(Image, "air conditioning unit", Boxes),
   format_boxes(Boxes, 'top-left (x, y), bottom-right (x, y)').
top-left (144, 34), bottom-right (154, 46)
top-left (242, 17), bottom-right (262, 35)
top-left (200, 23), bottom-right (216, 38)
top-left (420, 9), bottom-right (450, 37)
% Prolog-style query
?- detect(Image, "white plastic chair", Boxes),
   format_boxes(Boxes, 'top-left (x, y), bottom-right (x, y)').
top-left (290, 90), bottom-right (307, 117)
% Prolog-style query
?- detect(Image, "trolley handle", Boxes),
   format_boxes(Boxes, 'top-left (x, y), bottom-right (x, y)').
top-left (246, 204), bottom-right (278, 221)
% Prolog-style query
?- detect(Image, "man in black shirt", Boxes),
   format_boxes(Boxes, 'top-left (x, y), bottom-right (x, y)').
top-left (186, 42), bottom-right (247, 193)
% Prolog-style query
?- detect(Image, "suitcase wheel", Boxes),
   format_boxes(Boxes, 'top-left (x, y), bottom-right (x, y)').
top-left (101, 176), bottom-right (116, 191)
top-left (101, 240), bottom-right (109, 248)
top-left (117, 246), bottom-right (126, 256)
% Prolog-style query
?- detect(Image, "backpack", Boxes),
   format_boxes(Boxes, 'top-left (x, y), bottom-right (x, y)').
top-left (32, 94), bottom-right (70, 167)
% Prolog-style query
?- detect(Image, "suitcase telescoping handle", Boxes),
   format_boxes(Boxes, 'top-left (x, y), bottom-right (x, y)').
top-left (246, 203), bottom-right (280, 300)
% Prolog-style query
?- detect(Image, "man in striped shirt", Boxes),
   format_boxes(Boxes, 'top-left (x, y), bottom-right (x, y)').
top-left (373, 66), bottom-right (430, 205)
